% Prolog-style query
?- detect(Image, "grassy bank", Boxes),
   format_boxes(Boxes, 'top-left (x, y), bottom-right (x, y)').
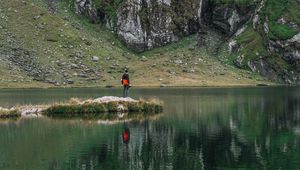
top-left (0, 109), bottom-right (21, 119)
top-left (41, 96), bottom-right (163, 119)
top-left (43, 101), bottom-right (163, 118)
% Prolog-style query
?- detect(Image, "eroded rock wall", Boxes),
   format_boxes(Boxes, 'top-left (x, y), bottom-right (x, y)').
top-left (116, 0), bottom-right (204, 51)
top-left (68, 0), bottom-right (300, 83)
top-left (73, 0), bottom-right (258, 51)
top-left (74, 0), bottom-right (205, 51)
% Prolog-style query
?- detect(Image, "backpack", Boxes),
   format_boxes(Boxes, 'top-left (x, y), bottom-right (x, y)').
top-left (122, 79), bottom-right (129, 86)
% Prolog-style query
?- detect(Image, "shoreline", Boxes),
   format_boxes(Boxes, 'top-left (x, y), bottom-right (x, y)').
top-left (0, 83), bottom-right (289, 90)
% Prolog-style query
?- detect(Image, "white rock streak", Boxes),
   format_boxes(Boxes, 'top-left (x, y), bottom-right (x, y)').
top-left (93, 96), bottom-right (137, 103)
top-left (198, 0), bottom-right (203, 24)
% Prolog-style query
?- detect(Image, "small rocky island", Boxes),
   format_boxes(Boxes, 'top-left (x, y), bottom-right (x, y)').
top-left (0, 97), bottom-right (163, 120)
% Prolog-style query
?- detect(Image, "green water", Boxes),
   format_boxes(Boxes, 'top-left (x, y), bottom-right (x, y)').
top-left (0, 87), bottom-right (300, 170)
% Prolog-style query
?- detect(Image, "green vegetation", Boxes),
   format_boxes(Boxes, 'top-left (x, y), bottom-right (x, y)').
top-left (141, 35), bottom-right (196, 57)
top-left (63, 0), bottom-right (124, 23)
top-left (0, 0), bottom-right (273, 87)
top-left (93, 0), bottom-right (125, 23)
top-left (285, 0), bottom-right (300, 25)
top-left (268, 23), bottom-right (297, 40)
top-left (232, 0), bottom-right (300, 70)
top-left (265, 0), bottom-right (298, 40)
top-left (43, 100), bottom-right (163, 118)
top-left (213, 0), bottom-right (254, 6)
top-left (0, 109), bottom-right (21, 119)
top-left (234, 26), bottom-right (268, 65)
top-left (233, 25), bottom-right (291, 70)
top-left (0, 0), bottom-right (133, 87)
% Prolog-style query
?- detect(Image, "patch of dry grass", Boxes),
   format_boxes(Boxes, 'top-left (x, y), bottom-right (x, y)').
top-left (43, 98), bottom-right (163, 118)
top-left (0, 108), bottom-right (21, 119)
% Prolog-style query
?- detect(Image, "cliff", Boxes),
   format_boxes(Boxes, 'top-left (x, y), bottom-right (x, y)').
top-left (73, 0), bottom-right (255, 51)
top-left (73, 0), bottom-right (300, 83)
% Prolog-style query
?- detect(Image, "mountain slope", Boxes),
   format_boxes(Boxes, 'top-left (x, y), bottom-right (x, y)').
top-left (0, 0), bottom-right (271, 88)
top-left (70, 0), bottom-right (300, 84)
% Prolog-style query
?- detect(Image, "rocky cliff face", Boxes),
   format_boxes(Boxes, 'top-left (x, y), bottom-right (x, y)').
top-left (228, 0), bottom-right (300, 84)
top-left (74, 0), bottom-right (256, 51)
top-left (74, 0), bottom-right (205, 51)
top-left (116, 0), bottom-right (204, 52)
top-left (75, 0), bottom-right (99, 23)
top-left (73, 0), bottom-right (300, 84)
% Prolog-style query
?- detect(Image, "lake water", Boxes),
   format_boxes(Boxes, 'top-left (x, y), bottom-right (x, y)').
top-left (0, 87), bottom-right (300, 170)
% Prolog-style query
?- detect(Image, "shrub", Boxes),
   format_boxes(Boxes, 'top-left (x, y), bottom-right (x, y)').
top-left (269, 22), bottom-right (298, 40)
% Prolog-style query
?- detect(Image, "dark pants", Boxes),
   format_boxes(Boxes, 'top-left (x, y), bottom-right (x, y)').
top-left (123, 86), bottom-right (129, 98)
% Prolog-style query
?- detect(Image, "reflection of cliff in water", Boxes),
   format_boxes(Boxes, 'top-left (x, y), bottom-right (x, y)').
top-left (64, 88), bottom-right (300, 169)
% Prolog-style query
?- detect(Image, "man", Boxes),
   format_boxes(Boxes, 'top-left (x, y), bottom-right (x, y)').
top-left (121, 69), bottom-right (130, 98)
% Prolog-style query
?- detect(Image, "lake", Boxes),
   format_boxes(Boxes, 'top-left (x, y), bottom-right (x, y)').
top-left (0, 87), bottom-right (300, 170)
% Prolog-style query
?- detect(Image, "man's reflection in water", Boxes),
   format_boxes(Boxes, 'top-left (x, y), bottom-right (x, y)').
top-left (123, 123), bottom-right (130, 144)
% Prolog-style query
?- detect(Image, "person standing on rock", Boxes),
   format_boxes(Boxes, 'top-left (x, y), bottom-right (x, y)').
top-left (121, 69), bottom-right (130, 98)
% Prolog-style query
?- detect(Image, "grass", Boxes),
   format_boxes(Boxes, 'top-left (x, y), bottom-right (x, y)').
top-left (231, 0), bottom-right (299, 74)
top-left (0, 0), bottom-right (274, 88)
top-left (284, 0), bottom-right (300, 25)
top-left (0, 109), bottom-right (21, 119)
top-left (64, 0), bottom-right (125, 24)
top-left (0, 0), bottom-right (134, 87)
top-left (235, 26), bottom-right (268, 65)
top-left (213, 0), bottom-right (254, 6)
top-left (0, 97), bottom-right (163, 120)
top-left (267, 54), bottom-right (291, 71)
top-left (140, 35), bottom-right (196, 57)
top-left (43, 99), bottom-right (163, 118)
top-left (265, 0), bottom-right (298, 40)
top-left (268, 22), bottom-right (298, 40)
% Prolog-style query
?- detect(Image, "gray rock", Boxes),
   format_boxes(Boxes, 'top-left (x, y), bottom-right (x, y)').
top-left (33, 15), bottom-right (40, 20)
top-left (235, 55), bottom-right (244, 68)
top-left (160, 84), bottom-right (167, 88)
top-left (197, 31), bottom-right (208, 46)
top-left (78, 73), bottom-right (88, 78)
top-left (288, 33), bottom-right (300, 44)
top-left (116, 0), bottom-right (202, 52)
top-left (174, 59), bottom-right (183, 65)
top-left (70, 64), bottom-right (79, 69)
top-left (140, 56), bottom-right (147, 61)
top-left (66, 79), bottom-right (74, 84)
top-left (110, 65), bottom-right (116, 69)
top-left (91, 56), bottom-right (99, 62)
top-left (74, 0), bottom-right (98, 22)
top-left (228, 40), bottom-right (239, 53)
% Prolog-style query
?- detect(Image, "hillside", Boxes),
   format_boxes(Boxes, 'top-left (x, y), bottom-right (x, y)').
top-left (71, 0), bottom-right (300, 84)
top-left (0, 0), bottom-right (284, 88)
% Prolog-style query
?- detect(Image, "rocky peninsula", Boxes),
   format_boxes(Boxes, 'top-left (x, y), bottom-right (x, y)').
top-left (0, 96), bottom-right (163, 120)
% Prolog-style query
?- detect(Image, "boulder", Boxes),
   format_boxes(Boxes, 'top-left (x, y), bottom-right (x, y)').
top-left (74, 0), bottom-right (98, 23)
top-left (91, 56), bottom-right (99, 62)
